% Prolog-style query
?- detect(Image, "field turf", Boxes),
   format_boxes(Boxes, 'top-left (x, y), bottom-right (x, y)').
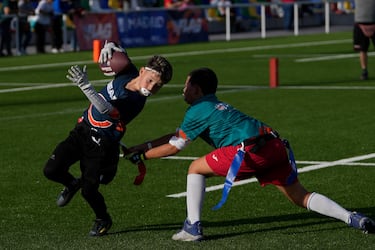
top-left (1, 31), bottom-right (375, 249)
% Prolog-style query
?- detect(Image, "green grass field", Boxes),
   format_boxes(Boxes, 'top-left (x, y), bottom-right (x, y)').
top-left (1, 31), bottom-right (375, 249)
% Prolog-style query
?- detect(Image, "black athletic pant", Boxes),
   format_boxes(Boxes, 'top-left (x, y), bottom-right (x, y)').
top-left (34, 22), bottom-right (49, 53)
top-left (51, 15), bottom-right (63, 50)
top-left (44, 121), bottom-right (119, 219)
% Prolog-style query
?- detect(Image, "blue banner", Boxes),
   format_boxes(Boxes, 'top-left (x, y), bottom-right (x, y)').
top-left (116, 11), bottom-right (168, 48)
top-left (116, 9), bottom-right (208, 48)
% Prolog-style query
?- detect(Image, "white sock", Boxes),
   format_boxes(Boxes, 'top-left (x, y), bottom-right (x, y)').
top-left (307, 192), bottom-right (351, 224)
top-left (186, 174), bottom-right (206, 224)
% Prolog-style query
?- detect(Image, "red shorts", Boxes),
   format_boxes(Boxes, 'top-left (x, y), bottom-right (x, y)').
top-left (205, 138), bottom-right (297, 186)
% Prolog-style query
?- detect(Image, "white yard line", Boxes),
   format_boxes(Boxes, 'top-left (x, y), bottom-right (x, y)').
top-left (254, 51), bottom-right (375, 63)
top-left (0, 61), bottom-right (92, 72)
top-left (2, 82), bottom-right (375, 95)
top-left (0, 38), bottom-right (367, 95)
top-left (165, 153), bottom-right (375, 198)
top-left (0, 83), bottom-right (75, 93)
top-left (0, 87), bottom-right (250, 121)
top-left (296, 51), bottom-right (375, 63)
top-left (2, 84), bottom-right (375, 121)
top-left (0, 80), bottom-right (107, 94)
top-left (3, 83), bottom-right (375, 95)
top-left (280, 86), bottom-right (375, 90)
top-left (0, 39), bottom-right (350, 73)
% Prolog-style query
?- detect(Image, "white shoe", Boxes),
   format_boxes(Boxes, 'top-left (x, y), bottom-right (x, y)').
top-left (171, 219), bottom-right (203, 241)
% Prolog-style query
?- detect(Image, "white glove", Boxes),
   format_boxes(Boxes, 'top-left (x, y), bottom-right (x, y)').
top-left (66, 65), bottom-right (91, 90)
top-left (67, 65), bottom-right (114, 114)
top-left (98, 41), bottom-right (126, 64)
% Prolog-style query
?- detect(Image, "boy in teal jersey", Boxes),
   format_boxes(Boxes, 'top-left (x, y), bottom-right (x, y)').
top-left (126, 67), bottom-right (375, 241)
top-left (180, 94), bottom-right (269, 148)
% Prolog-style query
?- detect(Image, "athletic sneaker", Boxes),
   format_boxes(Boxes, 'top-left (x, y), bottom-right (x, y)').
top-left (89, 217), bottom-right (112, 236)
top-left (56, 178), bottom-right (81, 207)
top-left (360, 70), bottom-right (368, 80)
top-left (172, 219), bottom-right (203, 241)
top-left (348, 212), bottom-right (375, 234)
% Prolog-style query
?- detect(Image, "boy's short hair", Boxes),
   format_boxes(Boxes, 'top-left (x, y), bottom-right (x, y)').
top-left (188, 67), bottom-right (218, 95)
top-left (146, 55), bottom-right (173, 84)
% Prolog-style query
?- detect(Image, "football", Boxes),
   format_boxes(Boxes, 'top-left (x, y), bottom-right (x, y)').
top-left (99, 51), bottom-right (130, 76)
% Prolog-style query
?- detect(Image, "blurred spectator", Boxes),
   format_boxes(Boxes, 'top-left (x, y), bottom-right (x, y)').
top-left (209, 0), bottom-right (236, 28)
top-left (65, 0), bottom-right (87, 52)
top-left (331, 1), bottom-right (355, 14)
top-left (211, 0), bottom-right (231, 17)
top-left (270, 0), bottom-right (283, 18)
top-left (17, 0), bottom-right (35, 55)
top-left (179, 0), bottom-right (194, 10)
top-left (143, 0), bottom-right (162, 8)
top-left (0, 0), bottom-right (18, 57)
top-left (120, 0), bottom-right (131, 10)
top-left (89, 0), bottom-right (113, 12)
top-left (129, 0), bottom-right (140, 9)
top-left (51, 0), bottom-right (64, 53)
top-left (164, 0), bottom-right (173, 8)
top-left (77, 0), bottom-right (90, 11)
top-left (300, 2), bottom-right (314, 17)
top-left (281, 0), bottom-right (294, 30)
top-left (51, 0), bottom-right (75, 53)
top-left (108, 0), bottom-right (123, 10)
top-left (65, 0), bottom-right (90, 52)
top-left (165, 0), bottom-right (193, 9)
top-left (34, 0), bottom-right (54, 53)
top-left (353, 0), bottom-right (375, 80)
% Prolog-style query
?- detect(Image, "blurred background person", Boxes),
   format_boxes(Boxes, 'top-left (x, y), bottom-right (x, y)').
top-left (89, 0), bottom-right (112, 12)
top-left (0, 0), bottom-right (18, 57)
top-left (51, 0), bottom-right (64, 53)
top-left (65, 0), bottom-right (89, 52)
top-left (353, 0), bottom-right (375, 80)
top-left (281, 0), bottom-right (294, 30)
top-left (17, 0), bottom-right (35, 55)
top-left (51, 0), bottom-right (74, 53)
top-left (34, 0), bottom-right (54, 53)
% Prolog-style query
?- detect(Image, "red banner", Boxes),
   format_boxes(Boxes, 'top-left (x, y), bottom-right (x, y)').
top-left (74, 13), bottom-right (119, 51)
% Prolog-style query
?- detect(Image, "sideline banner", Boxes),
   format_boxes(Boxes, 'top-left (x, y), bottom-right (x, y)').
top-left (117, 9), bottom-right (208, 47)
top-left (75, 13), bottom-right (119, 51)
top-left (75, 9), bottom-right (208, 50)
top-left (116, 10), bottom-right (168, 47)
top-left (165, 8), bottom-right (209, 45)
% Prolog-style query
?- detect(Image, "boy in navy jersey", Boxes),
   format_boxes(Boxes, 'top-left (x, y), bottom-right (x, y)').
top-left (43, 42), bottom-right (173, 236)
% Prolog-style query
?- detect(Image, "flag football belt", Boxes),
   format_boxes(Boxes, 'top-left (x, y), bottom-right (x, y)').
top-left (212, 131), bottom-right (280, 211)
top-left (244, 132), bottom-right (279, 153)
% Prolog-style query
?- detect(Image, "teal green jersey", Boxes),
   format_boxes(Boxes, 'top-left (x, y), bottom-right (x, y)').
top-left (179, 94), bottom-right (271, 148)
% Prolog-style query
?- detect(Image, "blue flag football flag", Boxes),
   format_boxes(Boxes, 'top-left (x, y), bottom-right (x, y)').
top-left (212, 145), bottom-right (245, 210)
top-left (212, 139), bottom-right (297, 210)
top-left (283, 139), bottom-right (298, 185)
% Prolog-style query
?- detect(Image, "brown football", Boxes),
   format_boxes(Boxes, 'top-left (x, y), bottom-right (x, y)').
top-left (99, 51), bottom-right (130, 76)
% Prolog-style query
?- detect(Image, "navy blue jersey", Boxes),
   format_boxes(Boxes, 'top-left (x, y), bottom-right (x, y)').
top-left (82, 63), bottom-right (146, 141)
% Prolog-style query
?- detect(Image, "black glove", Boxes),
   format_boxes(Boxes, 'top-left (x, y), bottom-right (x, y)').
top-left (126, 151), bottom-right (146, 164)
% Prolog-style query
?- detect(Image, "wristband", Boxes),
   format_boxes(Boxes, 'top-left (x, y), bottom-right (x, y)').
top-left (141, 152), bottom-right (147, 161)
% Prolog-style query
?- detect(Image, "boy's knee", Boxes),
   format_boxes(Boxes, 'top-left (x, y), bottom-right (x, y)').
top-left (43, 160), bottom-right (56, 179)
